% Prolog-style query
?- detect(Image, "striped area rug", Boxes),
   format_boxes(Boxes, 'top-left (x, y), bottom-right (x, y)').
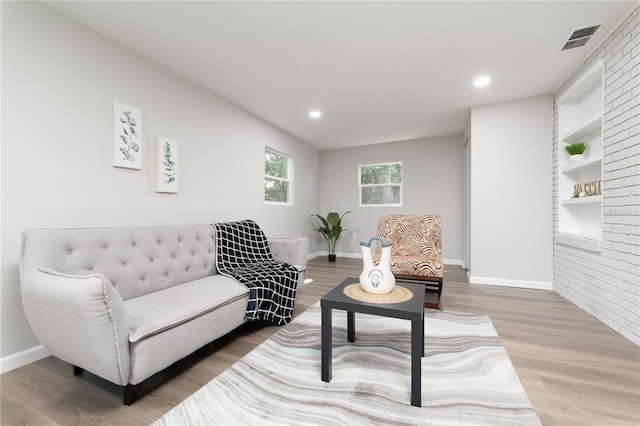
top-left (154, 304), bottom-right (540, 425)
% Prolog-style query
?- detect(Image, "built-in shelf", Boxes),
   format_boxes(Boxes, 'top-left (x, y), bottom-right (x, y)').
top-left (557, 60), bottom-right (603, 242)
top-left (556, 233), bottom-right (603, 253)
top-left (560, 195), bottom-right (602, 205)
top-left (557, 60), bottom-right (603, 104)
top-left (561, 156), bottom-right (602, 173)
top-left (560, 115), bottom-right (602, 142)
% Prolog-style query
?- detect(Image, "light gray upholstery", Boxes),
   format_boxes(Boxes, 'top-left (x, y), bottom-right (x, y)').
top-left (125, 275), bottom-right (248, 343)
top-left (128, 294), bottom-right (248, 384)
top-left (22, 267), bottom-right (130, 385)
top-left (19, 224), bottom-right (308, 400)
top-left (267, 237), bottom-right (309, 287)
top-left (21, 225), bottom-right (217, 301)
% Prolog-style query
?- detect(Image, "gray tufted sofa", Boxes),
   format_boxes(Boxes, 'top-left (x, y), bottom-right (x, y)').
top-left (20, 224), bottom-right (308, 405)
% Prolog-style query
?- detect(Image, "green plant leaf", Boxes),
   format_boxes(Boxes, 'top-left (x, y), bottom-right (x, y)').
top-left (131, 143), bottom-right (139, 152)
top-left (310, 214), bottom-right (329, 229)
top-left (327, 212), bottom-right (340, 226)
top-left (563, 142), bottom-right (588, 155)
top-left (311, 211), bottom-right (350, 253)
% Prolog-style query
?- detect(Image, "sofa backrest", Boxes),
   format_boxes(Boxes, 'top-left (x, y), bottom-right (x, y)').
top-left (21, 225), bottom-right (216, 301)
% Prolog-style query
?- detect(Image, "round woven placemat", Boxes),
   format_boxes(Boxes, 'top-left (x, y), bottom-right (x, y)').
top-left (343, 283), bottom-right (413, 304)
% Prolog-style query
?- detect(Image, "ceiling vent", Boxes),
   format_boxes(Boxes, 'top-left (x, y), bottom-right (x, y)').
top-left (560, 22), bottom-right (604, 51)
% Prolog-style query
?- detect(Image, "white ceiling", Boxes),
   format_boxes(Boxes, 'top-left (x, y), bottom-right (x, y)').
top-left (44, 1), bottom-right (637, 150)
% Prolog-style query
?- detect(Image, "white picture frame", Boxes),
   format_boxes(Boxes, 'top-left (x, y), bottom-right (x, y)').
top-left (113, 101), bottom-right (142, 169)
top-left (156, 136), bottom-right (179, 193)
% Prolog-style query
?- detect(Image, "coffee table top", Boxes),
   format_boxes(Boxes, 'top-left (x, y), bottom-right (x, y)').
top-left (321, 277), bottom-right (425, 320)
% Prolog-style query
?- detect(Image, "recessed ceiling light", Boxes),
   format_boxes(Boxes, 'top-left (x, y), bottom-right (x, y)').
top-left (473, 76), bottom-right (491, 88)
top-left (309, 110), bottom-right (322, 118)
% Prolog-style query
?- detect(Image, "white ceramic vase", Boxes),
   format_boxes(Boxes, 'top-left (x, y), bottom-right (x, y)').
top-left (359, 237), bottom-right (395, 294)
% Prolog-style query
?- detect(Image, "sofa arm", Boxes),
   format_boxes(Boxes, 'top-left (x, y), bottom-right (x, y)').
top-left (21, 268), bottom-right (130, 385)
top-left (268, 237), bottom-right (309, 286)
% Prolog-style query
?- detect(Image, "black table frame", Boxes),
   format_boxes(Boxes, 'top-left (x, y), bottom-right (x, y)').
top-left (320, 277), bottom-right (425, 407)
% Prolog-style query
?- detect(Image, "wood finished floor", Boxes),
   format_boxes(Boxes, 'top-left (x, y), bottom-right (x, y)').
top-left (1, 257), bottom-right (638, 425)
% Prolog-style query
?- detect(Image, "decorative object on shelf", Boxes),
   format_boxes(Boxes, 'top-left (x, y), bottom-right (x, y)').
top-left (563, 141), bottom-right (589, 163)
top-left (557, 60), bottom-right (603, 241)
top-left (572, 180), bottom-right (601, 198)
top-left (155, 136), bottom-right (179, 193)
top-left (113, 101), bottom-right (142, 170)
top-left (310, 211), bottom-right (351, 261)
top-left (359, 237), bottom-right (395, 293)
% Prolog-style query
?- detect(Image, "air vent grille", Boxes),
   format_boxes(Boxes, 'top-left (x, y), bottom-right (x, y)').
top-left (560, 23), bottom-right (602, 51)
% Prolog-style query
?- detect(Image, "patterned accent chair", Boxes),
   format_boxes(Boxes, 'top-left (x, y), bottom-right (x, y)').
top-left (375, 215), bottom-right (444, 309)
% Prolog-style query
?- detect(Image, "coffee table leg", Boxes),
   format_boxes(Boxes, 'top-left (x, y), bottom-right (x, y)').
top-left (347, 311), bottom-right (355, 342)
top-left (322, 307), bottom-right (332, 382)
top-left (411, 318), bottom-right (422, 407)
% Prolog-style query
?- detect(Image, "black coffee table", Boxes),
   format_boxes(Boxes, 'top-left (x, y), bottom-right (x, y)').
top-left (321, 277), bottom-right (425, 407)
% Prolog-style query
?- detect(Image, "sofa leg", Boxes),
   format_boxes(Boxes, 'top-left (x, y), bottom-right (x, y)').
top-left (123, 383), bottom-right (142, 405)
top-left (73, 365), bottom-right (84, 376)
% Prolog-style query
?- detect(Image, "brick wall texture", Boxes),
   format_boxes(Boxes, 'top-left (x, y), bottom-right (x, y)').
top-left (553, 6), bottom-right (640, 344)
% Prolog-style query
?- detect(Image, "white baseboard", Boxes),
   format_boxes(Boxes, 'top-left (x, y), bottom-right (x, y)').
top-left (309, 251), bottom-right (463, 266)
top-left (309, 251), bottom-right (361, 259)
top-left (1, 344), bottom-right (50, 374)
top-left (469, 275), bottom-right (553, 290)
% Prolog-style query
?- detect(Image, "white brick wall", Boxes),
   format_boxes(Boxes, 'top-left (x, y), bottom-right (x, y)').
top-left (553, 6), bottom-right (640, 345)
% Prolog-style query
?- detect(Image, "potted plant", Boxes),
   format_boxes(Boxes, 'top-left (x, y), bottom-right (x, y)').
top-left (563, 141), bottom-right (589, 163)
top-left (311, 211), bottom-right (351, 262)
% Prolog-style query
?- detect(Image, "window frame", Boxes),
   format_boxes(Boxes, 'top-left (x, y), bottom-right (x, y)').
top-left (358, 161), bottom-right (403, 207)
top-left (264, 147), bottom-right (293, 205)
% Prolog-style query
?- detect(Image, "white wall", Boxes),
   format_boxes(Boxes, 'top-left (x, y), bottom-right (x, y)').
top-left (553, 7), bottom-right (640, 345)
top-left (1, 1), bottom-right (320, 362)
top-left (469, 95), bottom-right (553, 289)
top-left (318, 136), bottom-right (464, 263)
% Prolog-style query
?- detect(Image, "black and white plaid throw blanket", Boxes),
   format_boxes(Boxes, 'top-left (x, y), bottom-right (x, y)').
top-left (213, 219), bottom-right (299, 325)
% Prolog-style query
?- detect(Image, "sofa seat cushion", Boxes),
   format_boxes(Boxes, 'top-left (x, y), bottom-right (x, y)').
top-left (124, 275), bottom-right (249, 343)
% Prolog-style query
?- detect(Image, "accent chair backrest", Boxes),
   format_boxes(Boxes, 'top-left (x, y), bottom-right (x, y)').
top-left (376, 215), bottom-right (442, 258)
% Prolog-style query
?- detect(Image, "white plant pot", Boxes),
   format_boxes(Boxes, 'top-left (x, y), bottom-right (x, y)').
top-left (569, 154), bottom-right (585, 163)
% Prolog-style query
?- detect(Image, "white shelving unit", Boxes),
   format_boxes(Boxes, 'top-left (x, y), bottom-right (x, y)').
top-left (561, 195), bottom-right (603, 205)
top-left (557, 60), bottom-right (603, 241)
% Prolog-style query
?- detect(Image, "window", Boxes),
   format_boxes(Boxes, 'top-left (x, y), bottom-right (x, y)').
top-left (265, 148), bottom-right (292, 204)
top-left (359, 162), bottom-right (403, 206)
